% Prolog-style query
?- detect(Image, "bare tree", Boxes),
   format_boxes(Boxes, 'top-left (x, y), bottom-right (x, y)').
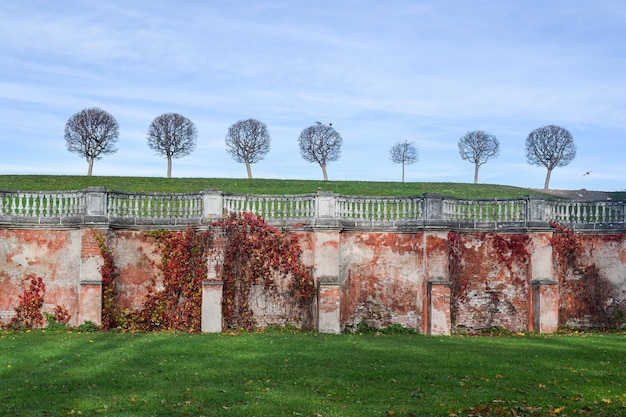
top-left (225, 118), bottom-right (271, 179)
top-left (458, 130), bottom-right (500, 184)
top-left (64, 107), bottom-right (119, 176)
top-left (147, 113), bottom-right (197, 178)
top-left (298, 122), bottom-right (342, 181)
top-left (525, 125), bottom-right (576, 189)
top-left (389, 140), bottom-right (419, 182)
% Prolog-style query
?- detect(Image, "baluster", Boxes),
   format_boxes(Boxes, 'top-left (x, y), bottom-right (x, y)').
top-left (146, 196), bottom-right (152, 218)
top-left (17, 194), bottom-right (25, 215)
top-left (44, 193), bottom-right (50, 216)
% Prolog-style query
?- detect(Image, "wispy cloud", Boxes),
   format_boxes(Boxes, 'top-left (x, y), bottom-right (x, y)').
top-left (1, 1), bottom-right (625, 189)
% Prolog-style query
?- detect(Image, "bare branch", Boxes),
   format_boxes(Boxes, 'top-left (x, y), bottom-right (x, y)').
top-left (64, 107), bottom-right (119, 176)
top-left (458, 130), bottom-right (500, 184)
top-left (225, 118), bottom-right (271, 179)
top-left (525, 125), bottom-right (576, 189)
top-left (389, 140), bottom-right (419, 182)
top-left (298, 123), bottom-right (342, 181)
top-left (147, 113), bottom-right (197, 178)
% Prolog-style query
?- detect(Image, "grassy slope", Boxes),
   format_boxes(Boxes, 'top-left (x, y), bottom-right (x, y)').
top-left (0, 174), bottom-right (559, 199)
top-left (0, 331), bottom-right (624, 416)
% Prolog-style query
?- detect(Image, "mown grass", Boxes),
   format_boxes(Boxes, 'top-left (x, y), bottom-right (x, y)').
top-left (0, 175), bottom-right (551, 199)
top-left (1, 330), bottom-right (624, 416)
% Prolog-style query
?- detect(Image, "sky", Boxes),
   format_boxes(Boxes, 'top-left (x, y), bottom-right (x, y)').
top-left (1, 1), bottom-right (625, 191)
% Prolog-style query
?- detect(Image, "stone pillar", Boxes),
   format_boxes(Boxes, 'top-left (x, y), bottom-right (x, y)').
top-left (529, 233), bottom-right (556, 332)
top-left (318, 279), bottom-right (341, 334)
top-left (79, 281), bottom-right (102, 326)
top-left (427, 280), bottom-right (451, 335)
top-left (532, 280), bottom-right (559, 333)
top-left (202, 189), bottom-right (224, 222)
top-left (79, 229), bottom-right (104, 326)
top-left (84, 187), bottom-right (108, 223)
top-left (423, 194), bottom-right (445, 227)
top-left (312, 229), bottom-right (342, 333)
top-left (527, 196), bottom-right (550, 228)
top-left (201, 281), bottom-right (223, 333)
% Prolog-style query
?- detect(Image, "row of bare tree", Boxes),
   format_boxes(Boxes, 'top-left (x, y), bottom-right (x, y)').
top-left (389, 125), bottom-right (575, 189)
top-left (64, 107), bottom-right (575, 188)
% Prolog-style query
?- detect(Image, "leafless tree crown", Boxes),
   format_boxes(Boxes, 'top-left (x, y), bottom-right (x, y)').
top-left (225, 118), bottom-right (271, 179)
top-left (64, 107), bottom-right (119, 176)
top-left (525, 125), bottom-right (576, 189)
top-left (298, 123), bottom-right (342, 181)
top-left (146, 113), bottom-right (197, 178)
top-left (389, 140), bottom-right (419, 165)
top-left (389, 140), bottom-right (419, 182)
top-left (458, 130), bottom-right (500, 183)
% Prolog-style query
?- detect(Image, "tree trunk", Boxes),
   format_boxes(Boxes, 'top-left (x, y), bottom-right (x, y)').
top-left (167, 157), bottom-right (172, 178)
top-left (474, 162), bottom-right (480, 184)
top-left (87, 158), bottom-right (94, 176)
top-left (321, 163), bottom-right (329, 181)
top-left (544, 168), bottom-right (552, 189)
top-left (401, 162), bottom-right (405, 183)
top-left (245, 160), bottom-right (253, 179)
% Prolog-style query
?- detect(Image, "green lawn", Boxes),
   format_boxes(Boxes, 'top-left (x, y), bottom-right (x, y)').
top-left (0, 175), bottom-right (551, 198)
top-left (1, 330), bottom-right (624, 416)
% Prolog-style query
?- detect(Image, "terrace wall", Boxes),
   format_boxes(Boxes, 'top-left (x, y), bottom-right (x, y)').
top-left (1, 188), bottom-right (625, 333)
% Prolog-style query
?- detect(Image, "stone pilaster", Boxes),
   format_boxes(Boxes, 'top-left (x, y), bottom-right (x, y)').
top-left (427, 280), bottom-right (451, 335)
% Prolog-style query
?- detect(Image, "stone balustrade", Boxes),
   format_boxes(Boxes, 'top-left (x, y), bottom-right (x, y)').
top-left (0, 187), bottom-right (624, 230)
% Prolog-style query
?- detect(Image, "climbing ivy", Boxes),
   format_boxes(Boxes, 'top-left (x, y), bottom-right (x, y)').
top-left (550, 222), bottom-right (621, 328)
top-left (214, 212), bottom-right (315, 331)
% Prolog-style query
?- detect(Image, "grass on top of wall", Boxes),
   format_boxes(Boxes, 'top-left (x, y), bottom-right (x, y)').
top-left (0, 175), bottom-right (552, 199)
top-left (1, 330), bottom-right (624, 417)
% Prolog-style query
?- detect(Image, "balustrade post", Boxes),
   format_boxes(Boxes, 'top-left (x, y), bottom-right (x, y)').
top-left (314, 192), bottom-right (338, 227)
top-left (423, 194), bottom-right (445, 227)
top-left (202, 189), bottom-right (224, 222)
top-left (527, 196), bottom-right (550, 228)
top-left (84, 186), bottom-right (108, 222)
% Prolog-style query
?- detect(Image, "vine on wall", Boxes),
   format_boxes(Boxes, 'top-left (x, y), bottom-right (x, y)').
top-left (9, 275), bottom-right (46, 329)
top-left (491, 233), bottom-right (531, 289)
top-left (140, 227), bottom-right (212, 332)
top-left (96, 232), bottom-right (120, 330)
top-left (214, 212), bottom-right (315, 331)
top-left (96, 214), bottom-right (314, 332)
top-left (447, 231), bottom-right (465, 324)
top-left (448, 232), bottom-right (531, 330)
top-left (6, 275), bottom-right (72, 330)
top-left (550, 222), bottom-right (620, 328)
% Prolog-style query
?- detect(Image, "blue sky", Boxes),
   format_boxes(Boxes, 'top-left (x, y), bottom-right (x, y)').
top-left (1, 1), bottom-right (625, 191)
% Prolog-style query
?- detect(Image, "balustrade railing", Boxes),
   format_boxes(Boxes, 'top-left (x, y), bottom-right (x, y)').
top-left (108, 192), bottom-right (203, 219)
top-left (0, 191), bottom-right (85, 218)
top-left (336, 196), bottom-right (422, 221)
top-left (223, 194), bottom-right (315, 220)
top-left (548, 200), bottom-right (625, 225)
top-left (0, 188), bottom-right (624, 230)
top-left (443, 198), bottom-right (527, 224)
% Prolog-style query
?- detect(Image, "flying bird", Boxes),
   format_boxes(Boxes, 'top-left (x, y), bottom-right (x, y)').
top-left (582, 171), bottom-right (592, 176)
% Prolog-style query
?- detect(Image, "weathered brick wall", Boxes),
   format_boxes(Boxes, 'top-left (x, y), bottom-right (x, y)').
top-left (448, 232), bottom-right (531, 332)
top-left (1, 226), bottom-right (625, 332)
top-left (105, 230), bottom-right (162, 310)
top-left (0, 229), bottom-right (81, 325)
top-left (557, 234), bottom-right (626, 327)
top-left (339, 232), bottom-right (425, 331)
